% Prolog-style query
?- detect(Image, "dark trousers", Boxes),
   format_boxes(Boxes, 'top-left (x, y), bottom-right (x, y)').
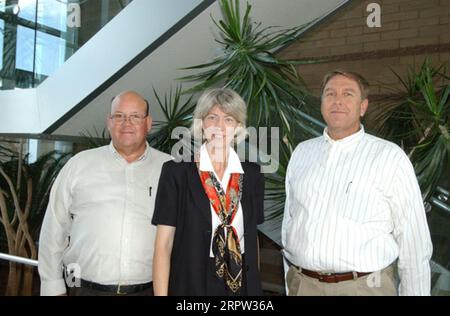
top-left (68, 283), bottom-right (154, 296)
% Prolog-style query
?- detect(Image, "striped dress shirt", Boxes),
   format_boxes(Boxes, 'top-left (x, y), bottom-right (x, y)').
top-left (282, 126), bottom-right (433, 295)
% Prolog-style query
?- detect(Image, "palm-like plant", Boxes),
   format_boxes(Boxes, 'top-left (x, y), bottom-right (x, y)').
top-left (180, 0), bottom-right (322, 147)
top-left (0, 144), bottom-right (71, 295)
top-left (26, 151), bottom-right (72, 238)
top-left (148, 86), bottom-right (196, 154)
top-left (370, 58), bottom-right (450, 200)
top-left (79, 128), bottom-right (111, 149)
top-left (262, 141), bottom-right (291, 221)
top-left (0, 141), bottom-right (18, 160)
top-left (408, 64), bottom-right (450, 200)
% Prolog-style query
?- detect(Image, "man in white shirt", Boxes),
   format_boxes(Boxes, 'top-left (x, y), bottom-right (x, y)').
top-left (282, 71), bottom-right (433, 296)
top-left (38, 91), bottom-right (172, 296)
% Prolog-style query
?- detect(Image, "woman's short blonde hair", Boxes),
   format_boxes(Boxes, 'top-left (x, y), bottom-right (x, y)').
top-left (191, 88), bottom-right (248, 144)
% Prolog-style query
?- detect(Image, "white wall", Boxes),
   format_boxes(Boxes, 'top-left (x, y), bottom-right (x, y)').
top-left (0, 88), bottom-right (38, 133)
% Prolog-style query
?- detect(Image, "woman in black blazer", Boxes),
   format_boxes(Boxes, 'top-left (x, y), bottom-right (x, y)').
top-left (152, 88), bottom-right (265, 296)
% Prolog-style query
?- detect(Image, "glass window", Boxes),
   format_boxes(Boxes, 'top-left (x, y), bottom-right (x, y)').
top-left (28, 138), bottom-right (38, 164)
top-left (0, 19), bottom-right (4, 71)
top-left (18, 0), bottom-right (37, 23)
top-left (37, 0), bottom-right (67, 32)
top-left (16, 25), bottom-right (35, 73)
top-left (35, 29), bottom-right (66, 76)
top-left (1, 0), bottom-right (132, 90)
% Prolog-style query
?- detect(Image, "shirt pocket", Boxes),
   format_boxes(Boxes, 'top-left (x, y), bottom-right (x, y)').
top-left (340, 180), bottom-right (381, 224)
top-left (134, 179), bottom-right (154, 218)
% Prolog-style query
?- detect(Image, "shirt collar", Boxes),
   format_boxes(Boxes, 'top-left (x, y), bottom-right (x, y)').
top-left (108, 142), bottom-right (150, 162)
top-left (199, 144), bottom-right (244, 174)
top-left (323, 125), bottom-right (365, 149)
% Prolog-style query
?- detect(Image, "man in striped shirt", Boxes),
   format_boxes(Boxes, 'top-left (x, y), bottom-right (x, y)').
top-left (282, 70), bottom-right (433, 296)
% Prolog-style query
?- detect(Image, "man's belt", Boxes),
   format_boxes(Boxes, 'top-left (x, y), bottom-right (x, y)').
top-left (284, 255), bottom-right (372, 284)
top-left (80, 279), bottom-right (153, 295)
top-left (299, 268), bottom-right (372, 283)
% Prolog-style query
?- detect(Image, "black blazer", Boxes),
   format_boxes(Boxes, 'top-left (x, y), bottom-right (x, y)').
top-left (152, 159), bottom-right (265, 296)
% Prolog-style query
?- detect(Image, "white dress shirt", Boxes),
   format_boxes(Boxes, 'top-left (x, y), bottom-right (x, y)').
top-left (282, 126), bottom-right (433, 296)
top-left (38, 142), bottom-right (172, 296)
top-left (198, 144), bottom-right (246, 257)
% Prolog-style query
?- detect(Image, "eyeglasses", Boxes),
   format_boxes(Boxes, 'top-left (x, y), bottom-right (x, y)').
top-left (110, 113), bottom-right (148, 125)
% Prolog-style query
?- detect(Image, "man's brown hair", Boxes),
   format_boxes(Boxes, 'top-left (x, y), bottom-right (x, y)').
top-left (321, 70), bottom-right (370, 100)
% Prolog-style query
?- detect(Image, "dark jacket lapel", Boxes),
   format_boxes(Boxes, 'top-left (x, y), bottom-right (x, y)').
top-left (240, 162), bottom-right (252, 232)
top-left (187, 161), bottom-right (212, 226)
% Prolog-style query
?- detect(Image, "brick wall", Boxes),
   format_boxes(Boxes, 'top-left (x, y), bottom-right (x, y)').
top-left (278, 0), bottom-right (450, 96)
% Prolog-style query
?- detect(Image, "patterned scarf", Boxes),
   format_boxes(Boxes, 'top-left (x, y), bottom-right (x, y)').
top-left (199, 171), bottom-right (243, 294)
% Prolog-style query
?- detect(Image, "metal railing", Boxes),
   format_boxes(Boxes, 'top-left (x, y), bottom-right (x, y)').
top-left (0, 253), bottom-right (38, 267)
top-left (431, 186), bottom-right (450, 214)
